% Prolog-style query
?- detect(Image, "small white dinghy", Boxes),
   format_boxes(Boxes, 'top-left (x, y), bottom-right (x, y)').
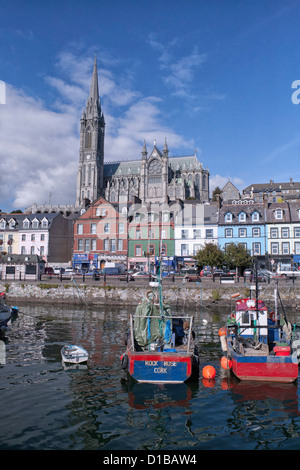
top-left (61, 344), bottom-right (89, 364)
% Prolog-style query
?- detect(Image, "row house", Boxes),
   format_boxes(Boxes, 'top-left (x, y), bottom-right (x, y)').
top-left (73, 197), bottom-right (129, 271)
top-left (174, 202), bottom-right (218, 269)
top-left (0, 213), bottom-right (73, 263)
top-left (266, 202), bottom-right (300, 264)
top-left (218, 199), bottom-right (267, 263)
top-left (127, 202), bottom-right (176, 272)
top-left (218, 196), bottom-right (300, 268)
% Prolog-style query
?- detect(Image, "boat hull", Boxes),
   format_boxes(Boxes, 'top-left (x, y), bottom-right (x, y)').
top-left (61, 345), bottom-right (88, 364)
top-left (227, 343), bottom-right (298, 383)
top-left (123, 350), bottom-right (198, 384)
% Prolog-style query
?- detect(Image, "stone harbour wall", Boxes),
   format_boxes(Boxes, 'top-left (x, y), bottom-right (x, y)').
top-left (1, 280), bottom-right (300, 309)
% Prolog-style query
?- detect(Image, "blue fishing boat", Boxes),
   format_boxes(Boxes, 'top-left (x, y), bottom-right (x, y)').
top-left (121, 275), bottom-right (199, 384)
top-left (0, 292), bottom-right (18, 332)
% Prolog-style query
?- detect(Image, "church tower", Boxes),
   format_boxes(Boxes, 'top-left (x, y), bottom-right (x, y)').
top-left (76, 57), bottom-right (105, 206)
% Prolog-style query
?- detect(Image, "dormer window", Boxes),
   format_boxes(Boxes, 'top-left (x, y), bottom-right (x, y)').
top-left (275, 209), bottom-right (283, 220)
top-left (225, 212), bottom-right (232, 222)
top-left (0, 219), bottom-right (6, 230)
top-left (239, 212), bottom-right (246, 222)
top-left (41, 218), bottom-right (49, 228)
top-left (252, 212), bottom-right (259, 222)
top-left (8, 218), bottom-right (16, 229)
top-left (23, 218), bottom-right (30, 229)
top-left (32, 218), bottom-right (39, 228)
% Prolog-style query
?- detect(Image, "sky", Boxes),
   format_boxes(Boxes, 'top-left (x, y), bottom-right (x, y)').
top-left (1, 0), bottom-right (300, 213)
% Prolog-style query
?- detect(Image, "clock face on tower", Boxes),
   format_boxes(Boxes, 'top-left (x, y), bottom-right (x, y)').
top-left (148, 159), bottom-right (161, 174)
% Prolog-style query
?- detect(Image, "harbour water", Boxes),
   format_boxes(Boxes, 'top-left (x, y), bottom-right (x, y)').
top-left (1, 301), bottom-right (300, 453)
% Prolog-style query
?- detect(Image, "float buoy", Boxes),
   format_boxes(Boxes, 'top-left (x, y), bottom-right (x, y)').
top-left (221, 356), bottom-right (232, 370)
top-left (218, 327), bottom-right (228, 352)
top-left (231, 293), bottom-right (240, 298)
top-left (202, 365), bottom-right (216, 380)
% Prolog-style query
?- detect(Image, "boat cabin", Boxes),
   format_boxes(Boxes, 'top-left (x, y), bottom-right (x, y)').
top-left (235, 299), bottom-right (268, 341)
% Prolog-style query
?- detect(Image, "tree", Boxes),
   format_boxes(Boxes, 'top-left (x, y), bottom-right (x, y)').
top-left (223, 243), bottom-right (252, 271)
top-left (194, 242), bottom-right (225, 269)
top-left (212, 186), bottom-right (221, 201)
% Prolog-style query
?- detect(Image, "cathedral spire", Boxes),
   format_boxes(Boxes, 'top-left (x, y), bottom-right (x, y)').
top-left (86, 56), bottom-right (101, 115)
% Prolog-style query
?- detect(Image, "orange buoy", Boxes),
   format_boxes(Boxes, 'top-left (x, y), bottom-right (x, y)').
top-left (221, 356), bottom-right (232, 370)
top-left (218, 327), bottom-right (227, 337)
top-left (202, 365), bottom-right (216, 380)
top-left (231, 293), bottom-right (240, 298)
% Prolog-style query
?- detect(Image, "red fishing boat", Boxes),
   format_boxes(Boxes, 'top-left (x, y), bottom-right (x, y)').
top-left (219, 286), bottom-right (299, 383)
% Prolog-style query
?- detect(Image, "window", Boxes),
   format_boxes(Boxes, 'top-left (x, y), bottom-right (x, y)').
top-left (225, 228), bottom-right (233, 238)
top-left (9, 219), bottom-right (16, 229)
top-left (23, 219), bottom-right (29, 229)
top-left (84, 239), bottom-right (89, 252)
top-left (78, 239), bottom-right (83, 251)
top-left (239, 212), bottom-right (246, 222)
top-left (77, 224), bottom-right (83, 235)
top-left (270, 228), bottom-right (278, 238)
top-left (181, 244), bottom-right (189, 256)
top-left (163, 212), bottom-right (169, 222)
top-left (118, 239), bottom-right (123, 251)
top-left (295, 227), bottom-right (300, 238)
top-left (22, 234), bottom-right (26, 241)
top-left (252, 228), bottom-right (260, 237)
top-left (41, 219), bottom-right (48, 228)
top-left (148, 229), bottom-right (155, 239)
top-left (91, 239), bottom-right (96, 251)
top-left (161, 229), bottom-right (167, 239)
top-left (282, 242), bottom-right (290, 255)
top-left (271, 242), bottom-right (279, 255)
top-left (91, 223), bottom-right (96, 234)
top-left (193, 244), bottom-right (201, 255)
top-left (135, 244), bottom-right (142, 256)
top-left (225, 212), bottom-right (232, 222)
top-left (239, 228), bottom-right (247, 237)
top-left (30, 246), bottom-right (35, 255)
top-left (40, 246), bottom-right (45, 256)
top-left (161, 244), bottom-right (167, 255)
top-left (193, 229), bottom-right (201, 239)
top-left (111, 239), bottom-right (116, 252)
top-left (119, 222), bottom-right (124, 234)
top-left (104, 223), bottom-right (110, 234)
top-left (41, 234), bottom-right (45, 241)
top-left (136, 229), bottom-right (141, 239)
top-left (32, 219), bottom-right (39, 228)
top-left (31, 234), bottom-right (35, 241)
top-left (252, 243), bottom-right (261, 255)
top-left (252, 212), bottom-right (259, 222)
top-left (104, 239), bottom-right (109, 251)
top-left (275, 209), bottom-right (283, 220)
top-left (281, 228), bottom-right (289, 238)
top-left (181, 230), bottom-right (188, 240)
top-left (0, 219), bottom-right (5, 229)
top-left (21, 246), bottom-right (26, 255)
top-left (295, 242), bottom-right (300, 254)
top-left (206, 229), bottom-right (213, 239)
top-left (147, 244), bottom-right (155, 255)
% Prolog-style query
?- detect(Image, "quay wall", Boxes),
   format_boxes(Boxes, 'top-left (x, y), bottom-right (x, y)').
top-left (2, 280), bottom-right (300, 309)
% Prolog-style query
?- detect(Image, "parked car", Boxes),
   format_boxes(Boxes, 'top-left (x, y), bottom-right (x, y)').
top-left (118, 273), bottom-right (135, 281)
top-left (62, 267), bottom-right (76, 278)
top-left (53, 267), bottom-right (65, 274)
top-left (45, 267), bottom-right (55, 275)
top-left (212, 269), bottom-right (224, 277)
top-left (100, 267), bottom-right (120, 276)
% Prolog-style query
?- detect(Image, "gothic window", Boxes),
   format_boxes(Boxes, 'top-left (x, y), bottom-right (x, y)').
top-left (203, 174), bottom-right (207, 189)
top-left (148, 159), bottom-right (161, 175)
top-left (195, 174), bottom-right (200, 187)
top-left (88, 164), bottom-right (92, 184)
top-left (85, 127), bottom-right (92, 148)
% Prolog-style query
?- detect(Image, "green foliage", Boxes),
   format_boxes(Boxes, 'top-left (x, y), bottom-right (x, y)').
top-left (223, 243), bottom-right (252, 270)
top-left (211, 289), bottom-right (221, 301)
top-left (194, 242), bottom-right (225, 268)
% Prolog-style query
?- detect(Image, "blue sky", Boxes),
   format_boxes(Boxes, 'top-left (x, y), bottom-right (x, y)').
top-left (1, 0), bottom-right (300, 212)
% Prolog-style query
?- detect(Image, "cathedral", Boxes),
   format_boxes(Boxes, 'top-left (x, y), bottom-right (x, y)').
top-left (26, 57), bottom-right (210, 215)
top-left (76, 57), bottom-right (210, 207)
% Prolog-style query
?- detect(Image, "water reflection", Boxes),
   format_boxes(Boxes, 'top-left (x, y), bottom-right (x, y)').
top-left (1, 302), bottom-right (300, 450)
